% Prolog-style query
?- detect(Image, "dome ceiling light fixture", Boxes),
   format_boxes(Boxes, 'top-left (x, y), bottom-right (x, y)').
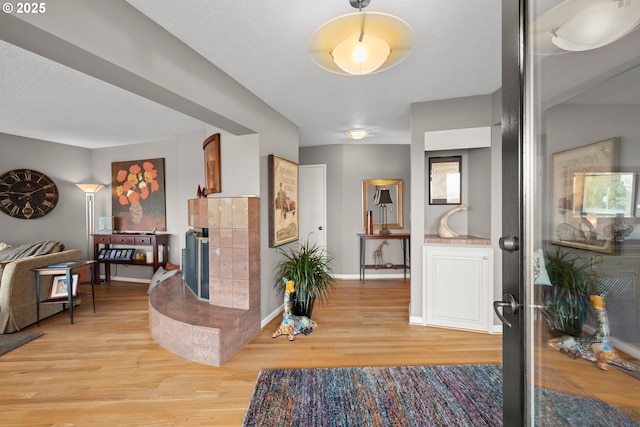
top-left (532, 0), bottom-right (640, 54)
top-left (346, 128), bottom-right (369, 140)
top-left (310, 0), bottom-right (413, 75)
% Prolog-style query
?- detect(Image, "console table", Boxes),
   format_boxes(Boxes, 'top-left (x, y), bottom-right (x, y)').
top-left (33, 260), bottom-right (96, 325)
top-left (93, 233), bottom-right (169, 283)
top-left (358, 233), bottom-right (410, 282)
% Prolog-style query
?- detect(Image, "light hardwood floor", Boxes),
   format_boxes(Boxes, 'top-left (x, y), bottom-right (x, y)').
top-left (1, 278), bottom-right (638, 426)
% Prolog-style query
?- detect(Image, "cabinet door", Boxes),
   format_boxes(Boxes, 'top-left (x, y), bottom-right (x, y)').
top-left (424, 245), bottom-right (493, 332)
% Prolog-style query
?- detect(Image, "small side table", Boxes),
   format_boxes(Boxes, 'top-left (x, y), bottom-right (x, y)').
top-left (33, 260), bottom-right (96, 325)
top-left (358, 233), bottom-right (411, 282)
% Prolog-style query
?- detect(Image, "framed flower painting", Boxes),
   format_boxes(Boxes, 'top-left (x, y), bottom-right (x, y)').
top-left (111, 158), bottom-right (167, 232)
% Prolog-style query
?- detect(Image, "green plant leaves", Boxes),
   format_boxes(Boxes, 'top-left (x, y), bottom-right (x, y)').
top-left (273, 240), bottom-right (336, 314)
top-left (541, 247), bottom-right (600, 335)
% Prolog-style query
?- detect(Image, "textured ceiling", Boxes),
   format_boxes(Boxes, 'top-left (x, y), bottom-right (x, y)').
top-left (0, 0), bottom-right (502, 148)
top-left (7, 1), bottom-right (636, 149)
top-left (126, 0), bottom-right (502, 147)
top-left (0, 40), bottom-right (206, 149)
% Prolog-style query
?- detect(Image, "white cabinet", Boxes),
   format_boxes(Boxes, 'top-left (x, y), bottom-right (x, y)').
top-left (423, 244), bottom-right (493, 332)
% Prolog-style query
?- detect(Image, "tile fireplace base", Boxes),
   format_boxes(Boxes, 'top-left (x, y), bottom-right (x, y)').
top-left (149, 275), bottom-right (260, 366)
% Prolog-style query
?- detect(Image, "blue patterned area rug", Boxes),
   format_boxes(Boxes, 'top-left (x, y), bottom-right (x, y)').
top-left (242, 364), bottom-right (638, 426)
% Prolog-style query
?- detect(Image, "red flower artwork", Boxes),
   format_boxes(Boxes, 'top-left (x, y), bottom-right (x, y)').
top-left (115, 161), bottom-right (160, 206)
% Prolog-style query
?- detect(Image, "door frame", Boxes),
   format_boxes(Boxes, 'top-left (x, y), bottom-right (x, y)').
top-left (501, 0), bottom-right (527, 424)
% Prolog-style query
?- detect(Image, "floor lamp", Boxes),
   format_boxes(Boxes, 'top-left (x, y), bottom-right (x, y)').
top-left (76, 183), bottom-right (105, 259)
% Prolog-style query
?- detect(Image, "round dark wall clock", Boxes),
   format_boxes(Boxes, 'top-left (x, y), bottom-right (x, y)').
top-left (0, 169), bottom-right (59, 219)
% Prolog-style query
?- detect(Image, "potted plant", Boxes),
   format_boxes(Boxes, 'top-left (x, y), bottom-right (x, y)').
top-left (540, 247), bottom-right (600, 336)
top-left (273, 240), bottom-right (335, 318)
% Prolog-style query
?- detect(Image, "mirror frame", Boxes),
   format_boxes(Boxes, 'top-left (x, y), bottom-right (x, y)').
top-left (429, 156), bottom-right (462, 205)
top-left (362, 179), bottom-right (403, 230)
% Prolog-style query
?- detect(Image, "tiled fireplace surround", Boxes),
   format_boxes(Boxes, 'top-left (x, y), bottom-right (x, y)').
top-left (149, 197), bottom-right (261, 366)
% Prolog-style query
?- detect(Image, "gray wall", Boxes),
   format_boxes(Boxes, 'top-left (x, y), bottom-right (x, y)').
top-left (0, 133), bottom-right (90, 253)
top-left (88, 129), bottom-right (260, 279)
top-left (468, 147), bottom-right (493, 238)
top-left (300, 144), bottom-right (411, 276)
top-left (1, 2), bottom-right (300, 323)
top-left (422, 148), bottom-right (493, 237)
top-left (410, 94), bottom-right (503, 323)
top-left (544, 103), bottom-right (640, 240)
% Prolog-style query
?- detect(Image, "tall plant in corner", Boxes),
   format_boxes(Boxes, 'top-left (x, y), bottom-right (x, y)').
top-left (274, 240), bottom-right (335, 318)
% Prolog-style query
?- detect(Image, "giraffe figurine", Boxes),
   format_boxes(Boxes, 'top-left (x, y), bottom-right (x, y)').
top-left (373, 240), bottom-right (389, 267)
top-left (548, 295), bottom-right (636, 371)
top-left (272, 279), bottom-right (317, 341)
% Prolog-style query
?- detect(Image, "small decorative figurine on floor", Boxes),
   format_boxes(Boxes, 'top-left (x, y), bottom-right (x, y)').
top-left (548, 295), bottom-right (636, 371)
top-left (272, 280), bottom-right (317, 341)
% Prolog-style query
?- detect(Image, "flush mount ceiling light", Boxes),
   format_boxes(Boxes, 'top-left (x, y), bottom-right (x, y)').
top-left (533, 0), bottom-right (640, 54)
top-left (346, 129), bottom-right (369, 140)
top-left (310, 0), bottom-right (413, 75)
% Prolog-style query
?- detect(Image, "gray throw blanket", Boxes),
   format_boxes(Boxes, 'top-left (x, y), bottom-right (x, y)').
top-left (0, 240), bottom-right (63, 262)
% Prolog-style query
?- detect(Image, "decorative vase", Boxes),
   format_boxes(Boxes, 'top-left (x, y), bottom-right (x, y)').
top-left (291, 293), bottom-right (315, 319)
top-left (129, 203), bottom-right (143, 224)
top-left (604, 221), bottom-right (634, 242)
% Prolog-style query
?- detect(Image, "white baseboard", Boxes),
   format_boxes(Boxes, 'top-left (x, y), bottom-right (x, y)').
top-left (583, 324), bottom-right (640, 359)
top-left (490, 324), bottom-right (503, 334)
top-left (409, 316), bottom-right (423, 325)
top-left (262, 305), bottom-right (284, 329)
top-left (334, 273), bottom-right (411, 280)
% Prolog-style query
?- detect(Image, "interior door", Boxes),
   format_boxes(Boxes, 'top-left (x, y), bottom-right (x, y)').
top-left (298, 164), bottom-right (327, 250)
top-left (500, 1), bottom-right (640, 425)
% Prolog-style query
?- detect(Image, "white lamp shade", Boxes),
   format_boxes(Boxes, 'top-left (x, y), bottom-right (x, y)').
top-left (76, 183), bottom-right (105, 193)
top-left (552, 1), bottom-right (640, 51)
top-left (332, 33), bottom-right (390, 75)
top-left (532, 0), bottom-right (640, 54)
top-left (347, 129), bottom-right (369, 140)
top-left (310, 12), bottom-right (413, 75)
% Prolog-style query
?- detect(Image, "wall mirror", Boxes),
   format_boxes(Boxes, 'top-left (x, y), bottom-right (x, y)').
top-left (429, 156), bottom-right (461, 205)
top-left (362, 179), bottom-right (403, 230)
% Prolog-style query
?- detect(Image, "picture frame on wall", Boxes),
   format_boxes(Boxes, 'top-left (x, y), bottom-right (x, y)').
top-left (429, 156), bottom-right (462, 205)
top-left (49, 275), bottom-right (79, 299)
top-left (203, 133), bottom-right (221, 195)
top-left (361, 179), bottom-right (404, 230)
top-left (552, 137), bottom-right (620, 253)
top-left (268, 155), bottom-right (299, 247)
top-left (111, 158), bottom-right (166, 232)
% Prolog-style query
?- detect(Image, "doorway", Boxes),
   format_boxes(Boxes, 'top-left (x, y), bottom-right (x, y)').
top-left (299, 164), bottom-right (327, 251)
